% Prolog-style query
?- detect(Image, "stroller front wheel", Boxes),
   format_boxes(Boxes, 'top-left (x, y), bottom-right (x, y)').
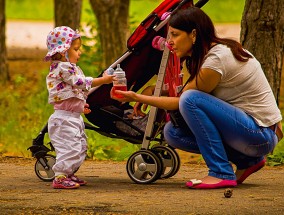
top-left (126, 150), bottom-right (163, 184)
top-left (34, 154), bottom-right (56, 182)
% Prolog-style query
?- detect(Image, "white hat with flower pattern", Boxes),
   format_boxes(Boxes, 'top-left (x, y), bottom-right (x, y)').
top-left (44, 26), bottom-right (80, 61)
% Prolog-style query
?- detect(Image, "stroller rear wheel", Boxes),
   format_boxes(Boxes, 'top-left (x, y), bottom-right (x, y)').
top-left (126, 150), bottom-right (163, 184)
top-left (34, 154), bottom-right (55, 182)
top-left (151, 145), bottom-right (180, 179)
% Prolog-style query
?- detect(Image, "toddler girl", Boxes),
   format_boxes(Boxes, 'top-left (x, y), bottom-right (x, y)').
top-left (45, 26), bottom-right (114, 189)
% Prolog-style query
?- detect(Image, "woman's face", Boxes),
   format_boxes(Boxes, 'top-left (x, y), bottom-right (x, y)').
top-left (168, 26), bottom-right (196, 57)
top-left (67, 38), bottom-right (82, 64)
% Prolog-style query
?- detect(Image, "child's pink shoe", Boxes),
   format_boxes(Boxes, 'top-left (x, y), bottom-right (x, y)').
top-left (52, 175), bottom-right (80, 189)
top-left (69, 174), bottom-right (87, 186)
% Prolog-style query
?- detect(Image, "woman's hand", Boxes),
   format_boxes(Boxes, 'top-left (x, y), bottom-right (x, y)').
top-left (111, 86), bottom-right (180, 111)
top-left (110, 88), bottom-right (137, 102)
top-left (110, 88), bottom-right (146, 118)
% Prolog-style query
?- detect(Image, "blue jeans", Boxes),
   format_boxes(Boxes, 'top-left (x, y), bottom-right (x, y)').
top-left (164, 90), bottom-right (278, 180)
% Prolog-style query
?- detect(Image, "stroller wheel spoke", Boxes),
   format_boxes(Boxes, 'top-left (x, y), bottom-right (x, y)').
top-left (47, 158), bottom-right (56, 167)
top-left (133, 169), bottom-right (148, 180)
top-left (134, 154), bottom-right (145, 165)
top-left (162, 158), bottom-right (172, 167)
top-left (45, 169), bottom-right (55, 178)
top-left (146, 164), bottom-right (157, 172)
top-left (35, 159), bottom-right (46, 171)
top-left (34, 155), bottom-right (55, 182)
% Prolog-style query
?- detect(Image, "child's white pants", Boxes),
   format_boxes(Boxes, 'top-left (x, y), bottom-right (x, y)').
top-left (48, 110), bottom-right (87, 177)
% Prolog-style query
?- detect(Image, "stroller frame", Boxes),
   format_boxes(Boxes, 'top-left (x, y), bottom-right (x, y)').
top-left (28, 0), bottom-right (209, 184)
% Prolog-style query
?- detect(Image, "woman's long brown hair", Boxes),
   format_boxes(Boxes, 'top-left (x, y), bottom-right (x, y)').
top-left (169, 7), bottom-right (252, 82)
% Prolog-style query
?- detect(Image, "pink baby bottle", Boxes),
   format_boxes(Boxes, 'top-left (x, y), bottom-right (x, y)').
top-left (113, 64), bottom-right (127, 98)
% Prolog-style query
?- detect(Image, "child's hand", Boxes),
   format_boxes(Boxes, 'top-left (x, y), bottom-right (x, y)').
top-left (83, 103), bottom-right (91, 114)
top-left (102, 71), bottom-right (115, 84)
top-left (133, 102), bottom-right (147, 117)
top-left (91, 71), bottom-right (115, 87)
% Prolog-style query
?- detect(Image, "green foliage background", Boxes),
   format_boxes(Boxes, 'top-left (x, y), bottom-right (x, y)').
top-left (6, 0), bottom-right (245, 23)
top-left (2, 0), bottom-right (283, 165)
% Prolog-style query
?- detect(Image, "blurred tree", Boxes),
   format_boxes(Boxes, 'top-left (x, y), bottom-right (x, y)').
top-left (89, 0), bottom-right (130, 69)
top-left (54, 0), bottom-right (82, 30)
top-left (0, 0), bottom-right (9, 81)
top-left (241, 0), bottom-right (284, 103)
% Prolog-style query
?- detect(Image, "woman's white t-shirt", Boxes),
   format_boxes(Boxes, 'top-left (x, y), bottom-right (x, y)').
top-left (202, 44), bottom-right (282, 127)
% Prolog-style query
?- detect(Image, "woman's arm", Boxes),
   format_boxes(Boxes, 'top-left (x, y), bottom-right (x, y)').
top-left (111, 89), bottom-right (180, 110)
top-left (183, 68), bottom-right (221, 93)
top-left (111, 68), bottom-right (221, 110)
top-left (135, 93), bottom-right (180, 110)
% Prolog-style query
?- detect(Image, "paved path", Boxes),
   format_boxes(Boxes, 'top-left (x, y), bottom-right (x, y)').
top-left (6, 21), bottom-right (241, 51)
top-left (7, 21), bottom-right (53, 50)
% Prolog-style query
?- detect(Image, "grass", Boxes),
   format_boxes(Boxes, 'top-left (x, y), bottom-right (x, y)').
top-left (268, 138), bottom-right (284, 166)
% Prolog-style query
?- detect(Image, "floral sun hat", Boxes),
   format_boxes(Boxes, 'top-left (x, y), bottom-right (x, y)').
top-left (44, 26), bottom-right (80, 61)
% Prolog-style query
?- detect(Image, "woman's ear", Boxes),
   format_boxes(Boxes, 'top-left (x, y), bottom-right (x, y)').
top-left (192, 29), bottom-right (196, 44)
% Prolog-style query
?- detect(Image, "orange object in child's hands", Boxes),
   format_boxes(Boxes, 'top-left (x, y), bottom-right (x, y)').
top-left (83, 103), bottom-right (91, 114)
top-left (84, 108), bottom-right (91, 114)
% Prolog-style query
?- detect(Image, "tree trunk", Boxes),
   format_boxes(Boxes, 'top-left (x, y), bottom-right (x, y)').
top-left (240, 0), bottom-right (284, 104)
top-left (54, 0), bottom-right (82, 30)
top-left (0, 0), bottom-right (9, 81)
top-left (89, 0), bottom-right (130, 69)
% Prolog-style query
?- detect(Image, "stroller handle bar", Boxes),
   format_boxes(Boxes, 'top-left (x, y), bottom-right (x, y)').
top-left (152, 0), bottom-right (210, 33)
top-left (195, 0), bottom-right (209, 8)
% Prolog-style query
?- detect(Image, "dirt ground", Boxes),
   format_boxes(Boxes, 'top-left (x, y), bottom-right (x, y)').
top-left (0, 156), bottom-right (284, 215)
top-left (2, 21), bottom-right (284, 214)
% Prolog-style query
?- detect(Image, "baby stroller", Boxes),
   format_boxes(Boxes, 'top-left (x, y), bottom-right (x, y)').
top-left (28, 0), bottom-right (209, 184)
